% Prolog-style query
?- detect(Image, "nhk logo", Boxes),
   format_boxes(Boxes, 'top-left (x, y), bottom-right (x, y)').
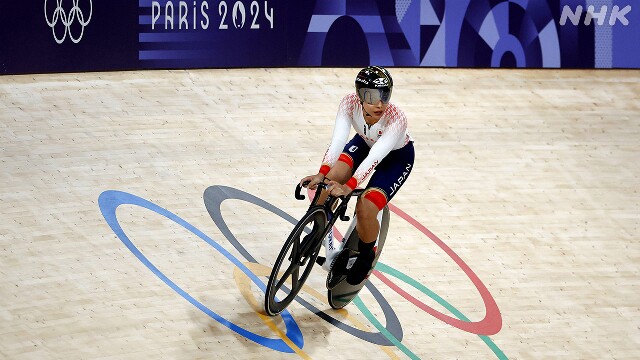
top-left (560, 5), bottom-right (632, 26)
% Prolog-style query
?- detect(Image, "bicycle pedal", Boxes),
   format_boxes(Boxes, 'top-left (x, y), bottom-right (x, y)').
top-left (315, 256), bottom-right (326, 266)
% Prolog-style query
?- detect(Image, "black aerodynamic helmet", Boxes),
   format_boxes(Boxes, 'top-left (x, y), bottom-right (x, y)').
top-left (355, 65), bottom-right (393, 104)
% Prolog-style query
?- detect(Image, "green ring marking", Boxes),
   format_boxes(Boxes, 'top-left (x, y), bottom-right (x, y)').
top-left (353, 262), bottom-right (508, 360)
top-left (353, 296), bottom-right (420, 360)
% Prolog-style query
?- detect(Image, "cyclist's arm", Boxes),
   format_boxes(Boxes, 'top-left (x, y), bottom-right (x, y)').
top-left (318, 95), bottom-right (354, 176)
top-left (345, 110), bottom-right (408, 190)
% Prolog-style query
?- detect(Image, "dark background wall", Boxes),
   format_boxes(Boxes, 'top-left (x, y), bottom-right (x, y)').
top-left (1, 0), bottom-right (637, 74)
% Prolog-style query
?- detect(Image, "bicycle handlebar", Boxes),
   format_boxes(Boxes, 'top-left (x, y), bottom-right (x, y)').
top-left (336, 187), bottom-right (366, 221)
top-left (295, 181), bottom-right (309, 200)
top-left (296, 180), bottom-right (327, 201)
top-left (295, 180), bottom-right (366, 222)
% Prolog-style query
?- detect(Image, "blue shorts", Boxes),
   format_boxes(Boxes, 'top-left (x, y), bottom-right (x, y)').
top-left (339, 135), bottom-right (414, 209)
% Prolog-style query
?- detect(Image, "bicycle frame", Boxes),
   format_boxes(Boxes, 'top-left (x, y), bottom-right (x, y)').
top-left (294, 181), bottom-right (365, 259)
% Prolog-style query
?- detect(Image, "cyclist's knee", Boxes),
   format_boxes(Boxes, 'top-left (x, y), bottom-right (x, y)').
top-left (358, 189), bottom-right (387, 214)
top-left (356, 196), bottom-right (379, 222)
top-left (364, 189), bottom-right (387, 210)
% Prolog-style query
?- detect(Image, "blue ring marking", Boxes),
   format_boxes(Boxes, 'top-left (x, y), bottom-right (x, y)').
top-left (98, 190), bottom-right (304, 353)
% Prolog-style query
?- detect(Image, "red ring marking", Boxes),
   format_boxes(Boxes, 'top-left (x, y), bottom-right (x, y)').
top-left (307, 188), bottom-right (502, 335)
top-left (382, 203), bottom-right (502, 335)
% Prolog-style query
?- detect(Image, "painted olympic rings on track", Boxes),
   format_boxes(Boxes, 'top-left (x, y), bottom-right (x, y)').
top-left (99, 186), bottom-right (507, 358)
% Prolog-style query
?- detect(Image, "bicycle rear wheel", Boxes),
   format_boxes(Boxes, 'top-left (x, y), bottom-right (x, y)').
top-left (264, 207), bottom-right (326, 316)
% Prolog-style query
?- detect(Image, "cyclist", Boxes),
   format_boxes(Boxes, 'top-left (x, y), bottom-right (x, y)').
top-left (300, 66), bottom-right (415, 286)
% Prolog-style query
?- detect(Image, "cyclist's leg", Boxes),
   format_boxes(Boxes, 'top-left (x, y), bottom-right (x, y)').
top-left (348, 142), bottom-right (415, 284)
top-left (355, 197), bottom-right (380, 244)
top-left (356, 141), bottom-right (415, 244)
top-left (344, 197), bottom-right (379, 279)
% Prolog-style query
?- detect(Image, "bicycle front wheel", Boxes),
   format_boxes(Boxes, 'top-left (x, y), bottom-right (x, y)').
top-left (264, 207), bottom-right (326, 316)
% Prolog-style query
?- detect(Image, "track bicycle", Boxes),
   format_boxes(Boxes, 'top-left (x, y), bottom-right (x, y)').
top-left (264, 180), bottom-right (365, 316)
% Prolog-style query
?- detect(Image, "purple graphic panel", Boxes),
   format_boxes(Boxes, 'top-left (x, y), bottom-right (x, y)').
top-left (0, 0), bottom-right (637, 75)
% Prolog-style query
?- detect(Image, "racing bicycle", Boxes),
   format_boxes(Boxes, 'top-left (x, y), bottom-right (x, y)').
top-left (264, 180), bottom-right (366, 316)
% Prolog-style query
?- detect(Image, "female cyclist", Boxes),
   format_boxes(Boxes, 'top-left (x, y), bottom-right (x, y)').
top-left (300, 66), bottom-right (415, 285)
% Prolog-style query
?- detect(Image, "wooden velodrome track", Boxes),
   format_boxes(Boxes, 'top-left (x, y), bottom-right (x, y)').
top-left (1, 68), bottom-right (638, 359)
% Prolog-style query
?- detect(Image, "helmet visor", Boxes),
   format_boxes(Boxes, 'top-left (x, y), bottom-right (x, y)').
top-left (357, 87), bottom-right (391, 105)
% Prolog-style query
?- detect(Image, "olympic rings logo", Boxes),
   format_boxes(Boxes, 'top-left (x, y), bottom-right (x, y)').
top-left (99, 186), bottom-right (507, 358)
top-left (44, 0), bottom-right (93, 44)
